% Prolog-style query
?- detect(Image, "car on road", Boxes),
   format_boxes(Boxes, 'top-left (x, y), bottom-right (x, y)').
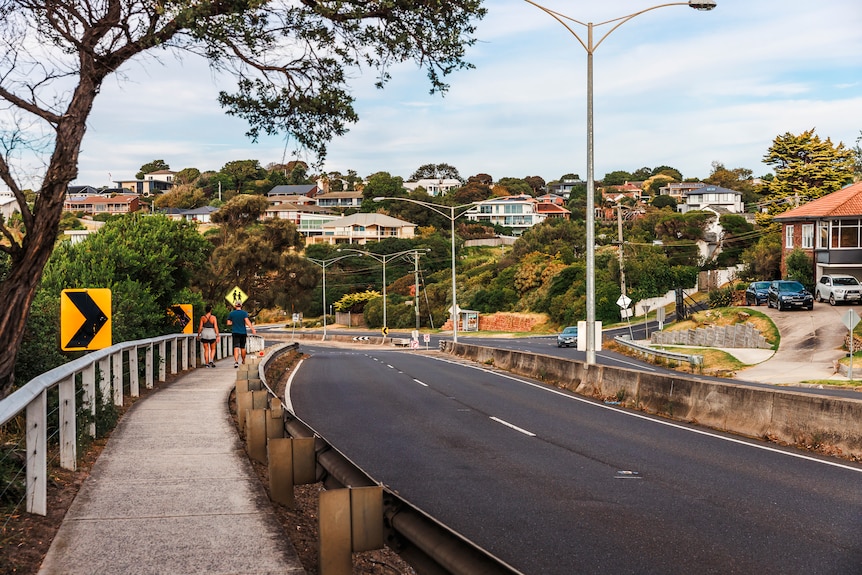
top-left (814, 274), bottom-right (862, 305)
top-left (557, 326), bottom-right (578, 347)
top-left (767, 280), bottom-right (813, 311)
top-left (744, 281), bottom-right (770, 306)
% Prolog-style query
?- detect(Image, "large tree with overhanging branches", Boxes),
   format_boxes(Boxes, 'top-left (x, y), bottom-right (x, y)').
top-left (0, 0), bottom-right (486, 398)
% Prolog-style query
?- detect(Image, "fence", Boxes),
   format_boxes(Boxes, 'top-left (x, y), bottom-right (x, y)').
top-left (0, 333), bottom-right (263, 517)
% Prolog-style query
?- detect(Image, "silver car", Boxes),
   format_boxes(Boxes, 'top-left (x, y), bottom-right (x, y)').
top-left (815, 274), bottom-right (862, 305)
top-left (557, 326), bottom-right (578, 347)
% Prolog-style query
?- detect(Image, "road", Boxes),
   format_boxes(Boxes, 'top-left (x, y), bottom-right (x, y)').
top-left (288, 344), bottom-right (862, 575)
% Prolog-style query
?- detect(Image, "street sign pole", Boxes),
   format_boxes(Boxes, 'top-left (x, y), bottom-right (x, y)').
top-left (841, 309), bottom-right (860, 380)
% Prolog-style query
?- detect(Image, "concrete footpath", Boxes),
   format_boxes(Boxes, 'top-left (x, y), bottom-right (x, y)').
top-left (38, 358), bottom-right (305, 575)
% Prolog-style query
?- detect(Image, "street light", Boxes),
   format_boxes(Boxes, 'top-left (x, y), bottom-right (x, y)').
top-left (307, 254), bottom-right (355, 340)
top-left (522, 0), bottom-right (716, 365)
top-left (337, 247), bottom-right (431, 337)
top-left (373, 196), bottom-right (478, 343)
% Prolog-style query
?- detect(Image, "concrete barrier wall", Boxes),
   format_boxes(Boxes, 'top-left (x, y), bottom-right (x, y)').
top-left (440, 341), bottom-right (862, 458)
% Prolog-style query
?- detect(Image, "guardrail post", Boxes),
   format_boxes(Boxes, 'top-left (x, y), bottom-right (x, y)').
top-left (82, 361), bottom-right (96, 438)
top-left (268, 436), bottom-right (316, 508)
top-left (180, 337), bottom-right (189, 371)
top-left (26, 390), bottom-right (47, 515)
top-left (59, 375), bottom-right (77, 471)
top-left (319, 486), bottom-right (384, 575)
top-left (170, 338), bottom-right (178, 375)
top-left (145, 343), bottom-right (154, 388)
top-left (112, 351), bottom-right (122, 406)
top-left (129, 346), bottom-right (139, 397)
top-left (98, 357), bottom-right (110, 410)
top-left (158, 341), bottom-right (166, 382)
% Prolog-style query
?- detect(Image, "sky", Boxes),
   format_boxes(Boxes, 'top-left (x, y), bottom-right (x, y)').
top-left (68, 0), bottom-right (862, 188)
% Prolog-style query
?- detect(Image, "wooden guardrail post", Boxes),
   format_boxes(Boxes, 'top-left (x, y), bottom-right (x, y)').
top-left (268, 436), bottom-right (316, 507)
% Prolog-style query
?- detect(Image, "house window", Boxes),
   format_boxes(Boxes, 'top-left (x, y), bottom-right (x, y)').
top-left (785, 225), bottom-right (794, 248)
top-left (801, 224), bottom-right (814, 249)
top-left (818, 221), bottom-right (829, 249)
top-left (831, 219), bottom-right (862, 248)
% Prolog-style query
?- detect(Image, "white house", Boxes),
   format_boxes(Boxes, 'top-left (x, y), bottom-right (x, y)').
top-left (464, 194), bottom-right (548, 236)
top-left (309, 212), bottom-right (417, 245)
top-left (0, 190), bottom-right (19, 221)
top-left (678, 185), bottom-right (744, 214)
top-left (402, 178), bottom-right (461, 197)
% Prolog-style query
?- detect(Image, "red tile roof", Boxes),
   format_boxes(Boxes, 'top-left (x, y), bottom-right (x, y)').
top-left (775, 182), bottom-right (862, 220)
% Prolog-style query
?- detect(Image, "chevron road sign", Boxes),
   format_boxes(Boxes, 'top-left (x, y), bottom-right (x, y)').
top-left (61, 289), bottom-right (111, 351)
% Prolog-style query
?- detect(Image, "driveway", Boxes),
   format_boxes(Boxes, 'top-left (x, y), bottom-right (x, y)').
top-left (738, 300), bottom-right (858, 384)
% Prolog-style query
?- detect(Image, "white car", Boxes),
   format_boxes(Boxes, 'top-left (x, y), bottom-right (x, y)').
top-left (815, 274), bottom-right (862, 305)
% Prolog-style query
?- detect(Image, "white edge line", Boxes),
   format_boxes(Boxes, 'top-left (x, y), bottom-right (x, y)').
top-left (283, 357), bottom-right (303, 414)
top-left (490, 416), bottom-right (536, 437)
top-left (413, 379), bottom-right (429, 387)
top-left (425, 355), bottom-right (862, 474)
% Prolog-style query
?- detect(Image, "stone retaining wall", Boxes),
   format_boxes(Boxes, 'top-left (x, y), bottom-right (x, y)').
top-left (650, 322), bottom-right (771, 349)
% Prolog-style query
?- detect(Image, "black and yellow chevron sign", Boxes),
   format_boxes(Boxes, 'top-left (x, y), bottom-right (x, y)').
top-left (60, 289), bottom-right (111, 351)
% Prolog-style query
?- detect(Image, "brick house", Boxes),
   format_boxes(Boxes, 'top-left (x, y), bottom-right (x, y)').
top-left (773, 181), bottom-right (862, 280)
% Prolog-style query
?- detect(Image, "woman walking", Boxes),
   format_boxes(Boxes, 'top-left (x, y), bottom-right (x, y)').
top-left (197, 304), bottom-right (220, 367)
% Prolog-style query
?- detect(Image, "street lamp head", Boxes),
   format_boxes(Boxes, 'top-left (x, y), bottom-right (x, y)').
top-left (372, 197), bottom-right (385, 202)
top-left (688, 0), bottom-right (716, 10)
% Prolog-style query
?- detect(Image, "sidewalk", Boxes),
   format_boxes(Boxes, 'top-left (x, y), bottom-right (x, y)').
top-left (37, 357), bottom-right (305, 575)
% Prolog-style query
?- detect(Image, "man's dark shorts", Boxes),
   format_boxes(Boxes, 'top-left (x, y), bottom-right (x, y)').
top-left (232, 333), bottom-right (247, 349)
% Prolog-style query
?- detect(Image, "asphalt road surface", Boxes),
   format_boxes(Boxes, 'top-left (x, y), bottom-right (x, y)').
top-left (288, 344), bottom-right (862, 575)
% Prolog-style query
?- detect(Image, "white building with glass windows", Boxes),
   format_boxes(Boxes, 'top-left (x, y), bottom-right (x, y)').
top-left (463, 195), bottom-right (548, 236)
top-left (774, 181), bottom-right (862, 281)
top-left (677, 185), bottom-right (744, 214)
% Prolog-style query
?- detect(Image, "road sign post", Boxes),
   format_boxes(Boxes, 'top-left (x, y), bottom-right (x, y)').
top-left (842, 309), bottom-right (860, 380)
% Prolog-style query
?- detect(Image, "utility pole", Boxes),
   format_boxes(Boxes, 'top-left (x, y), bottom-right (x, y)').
top-left (414, 252), bottom-right (421, 330)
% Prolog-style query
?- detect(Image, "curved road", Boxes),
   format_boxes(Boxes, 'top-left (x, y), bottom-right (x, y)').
top-left (288, 344), bottom-right (862, 575)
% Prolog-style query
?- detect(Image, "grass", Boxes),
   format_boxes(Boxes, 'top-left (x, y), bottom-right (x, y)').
top-left (659, 345), bottom-right (751, 371)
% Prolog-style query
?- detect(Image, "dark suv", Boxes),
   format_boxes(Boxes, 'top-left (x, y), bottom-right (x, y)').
top-left (767, 280), bottom-right (813, 311)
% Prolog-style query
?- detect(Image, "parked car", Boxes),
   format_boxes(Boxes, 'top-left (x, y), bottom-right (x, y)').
top-left (557, 326), bottom-right (578, 347)
top-left (745, 281), bottom-right (770, 306)
top-left (814, 274), bottom-right (862, 305)
top-left (767, 280), bottom-right (814, 311)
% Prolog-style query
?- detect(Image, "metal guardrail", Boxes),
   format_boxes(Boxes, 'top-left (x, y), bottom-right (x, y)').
top-left (0, 332), bottom-right (239, 515)
top-left (613, 335), bottom-right (703, 369)
top-left (258, 343), bottom-right (521, 575)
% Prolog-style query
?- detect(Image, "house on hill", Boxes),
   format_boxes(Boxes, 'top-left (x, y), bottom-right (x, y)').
top-left (267, 184), bottom-right (319, 198)
top-left (773, 181), bottom-right (862, 281)
top-left (308, 212), bottom-right (417, 245)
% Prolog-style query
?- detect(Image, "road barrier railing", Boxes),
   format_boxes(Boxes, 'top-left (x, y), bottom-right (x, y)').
top-left (0, 332), bottom-right (233, 516)
top-left (613, 335), bottom-right (704, 370)
top-left (255, 342), bottom-right (521, 575)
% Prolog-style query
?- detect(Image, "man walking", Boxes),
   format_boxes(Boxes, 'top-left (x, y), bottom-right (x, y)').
top-left (227, 301), bottom-right (257, 367)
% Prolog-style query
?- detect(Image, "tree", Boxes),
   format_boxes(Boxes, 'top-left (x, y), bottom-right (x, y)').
top-left (409, 163), bottom-right (462, 182)
top-left (361, 172), bottom-right (405, 201)
top-left (468, 173), bottom-right (493, 186)
top-left (451, 181), bottom-right (492, 204)
top-left (602, 170), bottom-right (632, 186)
top-left (0, 0), bottom-right (485, 397)
top-left (221, 160), bottom-right (265, 195)
top-left (762, 129), bottom-right (854, 216)
top-left (853, 131), bottom-right (862, 182)
top-left (651, 195), bottom-right (677, 210)
top-left (493, 177), bottom-right (532, 197)
top-left (175, 168), bottom-right (202, 185)
top-left (785, 248), bottom-right (814, 291)
top-left (135, 160), bottom-right (170, 180)
top-left (651, 165), bottom-right (683, 181)
top-left (152, 184), bottom-right (208, 210)
top-left (524, 176), bottom-right (546, 196)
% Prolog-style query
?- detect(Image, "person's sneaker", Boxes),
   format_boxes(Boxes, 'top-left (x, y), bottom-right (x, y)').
top-left (234, 362), bottom-right (239, 368)
top-left (209, 362), bottom-right (215, 368)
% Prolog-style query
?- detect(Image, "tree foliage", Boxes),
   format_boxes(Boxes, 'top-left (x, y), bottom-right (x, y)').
top-left (0, 0), bottom-right (486, 398)
top-left (762, 129), bottom-right (854, 215)
top-left (409, 163), bottom-right (462, 182)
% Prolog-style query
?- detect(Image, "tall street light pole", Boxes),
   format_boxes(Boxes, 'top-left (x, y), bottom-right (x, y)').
top-left (373, 197), bottom-right (477, 343)
top-left (522, 0), bottom-right (716, 365)
top-left (307, 255), bottom-right (354, 341)
top-left (338, 248), bottom-right (430, 338)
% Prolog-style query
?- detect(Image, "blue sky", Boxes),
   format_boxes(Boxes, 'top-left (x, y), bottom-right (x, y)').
top-left (73, 0), bottom-right (862, 187)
